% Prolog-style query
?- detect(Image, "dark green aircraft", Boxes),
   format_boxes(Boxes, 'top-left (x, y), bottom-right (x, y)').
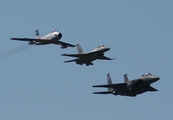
top-left (93, 72), bottom-right (160, 97)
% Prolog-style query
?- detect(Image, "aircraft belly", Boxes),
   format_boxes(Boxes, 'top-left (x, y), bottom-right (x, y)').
top-left (35, 41), bottom-right (51, 45)
top-left (120, 86), bottom-right (150, 96)
top-left (76, 55), bottom-right (97, 64)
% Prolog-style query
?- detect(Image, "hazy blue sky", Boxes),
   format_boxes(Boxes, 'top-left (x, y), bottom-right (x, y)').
top-left (1, 1), bottom-right (173, 120)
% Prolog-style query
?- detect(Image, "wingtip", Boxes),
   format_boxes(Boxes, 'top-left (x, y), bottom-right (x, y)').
top-left (11, 38), bottom-right (16, 40)
top-left (61, 53), bottom-right (67, 56)
top-left (111, 58), bottom-right (116, 60)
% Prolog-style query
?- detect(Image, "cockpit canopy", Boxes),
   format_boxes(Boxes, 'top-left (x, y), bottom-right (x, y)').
top-left (141, 72), bottom-right (152, 77)
top-left (51, 30), bottom-right (58, 33)
top-left (97, 45), bottom-right (105, 48)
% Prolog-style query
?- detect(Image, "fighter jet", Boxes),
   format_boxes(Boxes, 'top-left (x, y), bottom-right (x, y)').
top-left (93, 72), bottom-right (160, 97)
top-left (11, 29), bottom-right (75, 48)
top-left (61, 44), bottom-right (115, 66)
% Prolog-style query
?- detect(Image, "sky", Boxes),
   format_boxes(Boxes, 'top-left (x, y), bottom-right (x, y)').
top-left (0, 0), bottom-right (173, 120)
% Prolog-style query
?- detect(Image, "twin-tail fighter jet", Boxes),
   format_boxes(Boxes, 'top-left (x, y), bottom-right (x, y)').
top-left (11, 29), bottom-right (75, 48)
top-left (93, 72), bottom-right (160, 97)
top-left (61, 44), bottom-right (115, 66)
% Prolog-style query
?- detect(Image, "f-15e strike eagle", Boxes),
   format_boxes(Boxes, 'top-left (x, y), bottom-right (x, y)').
top-left (11, 29), bottom-right (75, 49)
top-left (93, 72), bottom-right (160, 97)
top-left (61, 44), bottom-right (115, 66)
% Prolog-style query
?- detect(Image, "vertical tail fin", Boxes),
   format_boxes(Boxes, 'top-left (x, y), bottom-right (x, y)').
top-left (35, 29), bottom-right (40, 39)
top-left (107, 73), bottom-right (114, 92)
top-left (76, 44), bottom-right (84, 54)
top-left (124, 74), bottom-right (129, 83)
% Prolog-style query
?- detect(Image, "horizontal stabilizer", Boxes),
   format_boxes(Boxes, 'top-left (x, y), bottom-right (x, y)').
top-left (148, 86), bottom-right (158, 91)
top-left (64, 59), bottom-right (77, 63)
top-left (93, 91), bottom-right (112, 94)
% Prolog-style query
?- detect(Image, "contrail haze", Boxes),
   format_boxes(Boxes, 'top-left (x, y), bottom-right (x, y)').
top-left (0, 45), bottom-right (32, 61)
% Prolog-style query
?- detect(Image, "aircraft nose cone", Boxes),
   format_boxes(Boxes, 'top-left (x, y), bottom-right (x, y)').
top-left (153, 76), bottom-right (160, 82)
top-left (105, 47), bottom-right (110, 51)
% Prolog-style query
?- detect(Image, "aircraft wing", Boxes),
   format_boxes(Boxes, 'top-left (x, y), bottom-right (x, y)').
top-left (55, 41), bottom-right (75, 47)
top-left (11, 38), bottom-right (38, 41)
top-left (148, 86), bottom-right (158, 91)
top-left (11, 38), bottom-right (51, 42)
top-left (61, 51), bottom-right (103, 57)
top-left (63, 59), bottom-right (77, 63)
top-left (93, 91), bottom-right (112, 94)
top-left (97, 56), bottom-right (115, 60)
top-left (93, 83), bottom-right (127, 88)
top-left (61, 53), bottom-right (88, 57)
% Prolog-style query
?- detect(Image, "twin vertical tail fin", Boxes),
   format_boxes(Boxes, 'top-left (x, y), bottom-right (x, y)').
top-left (107, 73), bottom-right (114, 92)
top-left (124, 74), bottom-right (129, 83)
top-left (93, 73), bottom-right (113, 94)
top-left (76, 44), bottom-right (84, 54)
top-left (35, 29), bottom-right (40, 39)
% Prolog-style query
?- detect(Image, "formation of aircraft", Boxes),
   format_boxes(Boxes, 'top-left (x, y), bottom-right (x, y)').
top-left (10, 29), bottom-right (160, 97)
top-left (93, 72), bottom-right (160, 97)
top-left (11, 29), bottom-right (75, 48)
top-left (61, 44), bottom-right (115, 66)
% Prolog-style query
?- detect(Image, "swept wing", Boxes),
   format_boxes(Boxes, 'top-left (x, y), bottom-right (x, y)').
top-left (61, 53), bottom-right (88, 57)
top-left (11, 36), bottom-right (75, 47)
top-left (148, 86), bottom-right (158, 91)
top-left (93, 83), bottom-right (127, 88)
top-left (11, 37), bottom-right (39, 42)
top-left (97, 56), bottom-right (115, 60)
top-left (61, 50), bottom-right (108, 57)
top-left (93, 91), bottom-right (112, 94)
top-left (55, 41), bottom-right (75, 47)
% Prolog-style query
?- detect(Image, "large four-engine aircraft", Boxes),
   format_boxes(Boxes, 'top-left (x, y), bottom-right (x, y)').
top-left (61, 44), bottom-right (115, 66)
top-left (11, 29), bottom-right (75, 49)
top-left (93, 72), bottom-right (160, 97)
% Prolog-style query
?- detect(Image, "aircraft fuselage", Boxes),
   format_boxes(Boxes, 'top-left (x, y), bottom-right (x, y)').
top-left (76, 47), bottom-right (110, 65)
top-left (41, 31), bottom-right (62, 40)
top-left (112, 75), bottom-right (160, 96)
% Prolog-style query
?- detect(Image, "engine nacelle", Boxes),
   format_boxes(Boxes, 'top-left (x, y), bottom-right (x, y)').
top-left (61, 45), bottom-right (68, 49)
top-left (97, 53), bottom-right (104, 56)
top-left (28, 41), bottom-right (36, 45)
top-left (127, 80), bottom-right (138, 89)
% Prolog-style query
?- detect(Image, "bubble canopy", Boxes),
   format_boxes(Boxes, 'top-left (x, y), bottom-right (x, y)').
top-left (142, 72), bottom-right (152, 77)
top-left (97, 45), bottom-right (105, 48)
top-left (51, 30), bottom-right (58, 33)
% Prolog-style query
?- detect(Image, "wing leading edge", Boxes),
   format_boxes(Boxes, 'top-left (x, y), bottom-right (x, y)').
top-left (11, 36), bottom-right (75, 47)
top-left (93, 83), bottom-right (127, 88)
top-left (11, 38), bottom-right (39, 41)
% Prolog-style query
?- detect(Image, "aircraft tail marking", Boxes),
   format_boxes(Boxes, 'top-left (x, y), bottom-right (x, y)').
top-left (107, 73), bottom-right (114, 92)
top-left (76, 44), bottom-right (84, 54)
top-left (124, 74), bottom-right (129, 83)
top-left (35, 29), bottom-right (40, 39)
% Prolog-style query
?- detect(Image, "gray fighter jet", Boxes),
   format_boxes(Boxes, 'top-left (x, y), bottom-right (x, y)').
top-left (93, 72), bottom-right (160, 97)
top-left (61, 44), bottom-right (115, 66)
